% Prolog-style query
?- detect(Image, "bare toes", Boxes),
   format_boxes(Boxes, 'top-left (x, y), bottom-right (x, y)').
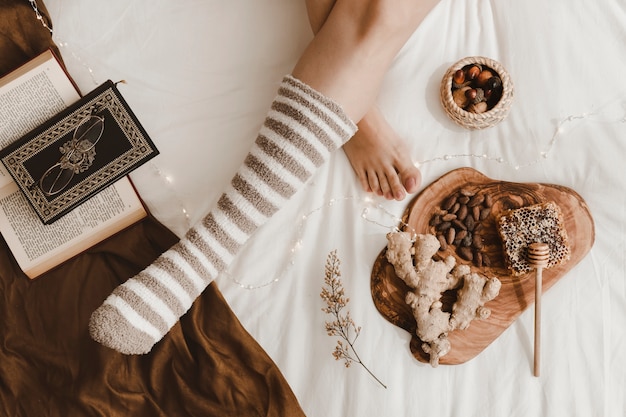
top-left (356, 169), bottom-right (372, 193)
top-left (400, 165), bottom-right (421, 194)
top-left (366, 170), bottom-right (383, 196)
top-left (385, 170), bottom-right (406, 201)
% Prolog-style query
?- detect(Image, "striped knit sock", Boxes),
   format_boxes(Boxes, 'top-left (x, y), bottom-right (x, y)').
top-left (89, 75), bottom-right (357, 354)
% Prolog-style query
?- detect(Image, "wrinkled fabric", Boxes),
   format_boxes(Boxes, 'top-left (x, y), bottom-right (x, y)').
top-left (0, 2), bottom-right (304, 416)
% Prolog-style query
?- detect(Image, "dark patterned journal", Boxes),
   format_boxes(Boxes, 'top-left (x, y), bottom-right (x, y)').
top-left (0, 80), bottom-right (158, 224)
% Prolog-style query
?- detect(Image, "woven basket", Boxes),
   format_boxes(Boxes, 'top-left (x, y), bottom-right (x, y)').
top-left (440, 56), bottom-right (514, 130)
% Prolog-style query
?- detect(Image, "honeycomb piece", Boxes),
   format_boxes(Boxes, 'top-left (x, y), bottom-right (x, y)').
top-left (497, 201), bottom-right (570, 275)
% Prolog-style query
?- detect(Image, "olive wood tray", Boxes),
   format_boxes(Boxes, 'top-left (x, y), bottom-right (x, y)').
top-left (371, 167), bottom-right (594, 365)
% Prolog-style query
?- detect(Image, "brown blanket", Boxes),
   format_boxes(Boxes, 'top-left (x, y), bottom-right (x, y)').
top-left (0, 2), bottom-right (304, 416)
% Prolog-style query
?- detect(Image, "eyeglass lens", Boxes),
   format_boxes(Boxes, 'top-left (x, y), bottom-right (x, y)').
top-left (73, 115), bottom-right (104, 151)
top-left (39, 114), bottom-right (105, 196)
top-left (40, 163), bottom-right (74, 195)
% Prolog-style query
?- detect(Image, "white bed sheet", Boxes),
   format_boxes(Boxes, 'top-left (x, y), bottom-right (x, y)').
top-left (45, 0), bottom-right (626, 416)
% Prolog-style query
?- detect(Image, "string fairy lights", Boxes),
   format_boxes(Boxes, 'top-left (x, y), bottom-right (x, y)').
top-left (28, 0), bottom-right (52, 33)
top-left (221, 104), bottom-right (626, 290)
top-left (31, 3), bottom-right (194, 231)
top-left (417, 109), bottom-right (625, 171)
top-left (28, 1), bottom-right (626, 290)
top-left (220, 194), bottom-right (415, 290)
top-left (55, 41), bottom-right (99, 86)
top-left (146, 163), bottom-right (193, 230)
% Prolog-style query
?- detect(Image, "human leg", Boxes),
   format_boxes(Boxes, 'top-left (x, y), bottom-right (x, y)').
top-left (293, 0), bottom-right (443, 121)
top-left (304, 0), bottom-right (438, 200)
top-left (90, 75), bottom-right (356, 354)
top-left (89, 0), bottom-right (436, 354)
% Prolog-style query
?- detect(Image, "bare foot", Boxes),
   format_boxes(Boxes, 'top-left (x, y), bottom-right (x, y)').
top-left (344, 107), bottom-right (421, 201)
top-left (303, 0), bottom-right (430, 200)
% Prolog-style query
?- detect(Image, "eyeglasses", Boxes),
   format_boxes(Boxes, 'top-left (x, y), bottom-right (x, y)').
top-left (39, 114), bottom-right (105, 196)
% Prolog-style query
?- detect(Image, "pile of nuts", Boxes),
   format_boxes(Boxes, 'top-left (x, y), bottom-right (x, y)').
top-left (450, 64), bottom-right (503, 114)
top-left (429, 188), bottom-right (494, 267)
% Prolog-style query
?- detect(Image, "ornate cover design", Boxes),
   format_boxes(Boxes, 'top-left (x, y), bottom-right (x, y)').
top-left (0, 81), bottom-right (159, 224)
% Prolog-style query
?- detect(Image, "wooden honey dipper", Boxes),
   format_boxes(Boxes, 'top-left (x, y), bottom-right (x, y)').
top-left (528, 242), bottom-right (550, 377)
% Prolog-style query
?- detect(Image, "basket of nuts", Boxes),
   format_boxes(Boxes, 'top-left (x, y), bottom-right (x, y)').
top-left (440, 56), bottom-right (514, 130)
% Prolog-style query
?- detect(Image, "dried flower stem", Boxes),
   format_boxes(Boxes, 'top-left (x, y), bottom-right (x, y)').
top-left (321, 250), bottom-right (387, 389)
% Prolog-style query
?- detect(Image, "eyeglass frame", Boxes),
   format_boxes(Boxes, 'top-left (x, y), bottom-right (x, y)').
top-left (38, 112), bottom-right (105, 197)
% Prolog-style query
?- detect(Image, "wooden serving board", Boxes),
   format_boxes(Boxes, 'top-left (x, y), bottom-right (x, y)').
top-left (371, 167), bottom-right (594, 365)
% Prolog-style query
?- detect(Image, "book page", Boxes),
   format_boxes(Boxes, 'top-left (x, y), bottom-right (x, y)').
top-left (0, 50), bottom-right (148, 278)
top-left (0, 178), bottom-right (146, 278)
top-left (0, 51), bottom-right (80, 187)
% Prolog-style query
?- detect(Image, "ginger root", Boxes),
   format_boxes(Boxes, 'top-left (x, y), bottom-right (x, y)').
top-left (450, 272), bottom-right (501, 331)
top-left (385, 232), bottom-right (501, 367)
top-left (386, 232), bottom-right (457, 291)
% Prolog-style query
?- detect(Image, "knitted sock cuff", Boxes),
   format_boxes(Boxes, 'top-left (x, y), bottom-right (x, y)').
top-left (89, 75), bottom-right (356, 354)
top-left (178, 74), bottom-right (357, 282)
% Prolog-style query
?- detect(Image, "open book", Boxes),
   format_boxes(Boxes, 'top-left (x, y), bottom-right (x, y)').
top-left (0, 50), bottom-right (148, 279)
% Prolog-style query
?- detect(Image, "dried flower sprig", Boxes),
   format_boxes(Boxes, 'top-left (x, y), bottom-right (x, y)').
top-left (320, 250), bottom-right (387, 389)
